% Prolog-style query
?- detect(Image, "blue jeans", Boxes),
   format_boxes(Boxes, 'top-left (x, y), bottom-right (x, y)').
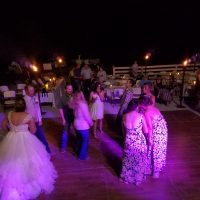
top-left (35, 123), bottom-right (51, 154)
top-left (75, 129), bottom-right (90, 160)
top-left (60, 123), bottom-right (71, 151)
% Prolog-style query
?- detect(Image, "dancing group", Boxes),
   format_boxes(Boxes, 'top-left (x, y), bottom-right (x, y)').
top-left (57, 81), bottom-right (105, 159)
top-left (118, 80), bottom-right (168, 185)
top-left (0, 77), bottom-right (168, 199)
top-left (0, 80), bottom-right (105, 199)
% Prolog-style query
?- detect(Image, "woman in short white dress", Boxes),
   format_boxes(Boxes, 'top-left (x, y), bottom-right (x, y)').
top-left (89, 82), bottom-right (105, 138)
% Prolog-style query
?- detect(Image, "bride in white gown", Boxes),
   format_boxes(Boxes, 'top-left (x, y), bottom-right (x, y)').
top-left (0, 98), bottom-right (57, 200)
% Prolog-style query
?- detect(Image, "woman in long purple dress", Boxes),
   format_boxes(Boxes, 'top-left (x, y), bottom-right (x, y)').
top-left (120, 99), bottom-right (149, 185)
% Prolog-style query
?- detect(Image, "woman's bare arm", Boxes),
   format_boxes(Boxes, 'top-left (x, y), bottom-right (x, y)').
top-left (89, 91), bottom-right (94, 103)
top-left (99, 90), bottom-right (105, 101)
top-left (59, 108), bottom-right (66, 125)
top-left (144, 112), bottom-right (153, 145)
top-left (28, 118), bottom-right (37, 134)
top-left (151, 95), bottom-right (156, 107)
top-left (82, 103), bottom-right (93, 126)
top-left (1, 115), bottom-right (9, 131)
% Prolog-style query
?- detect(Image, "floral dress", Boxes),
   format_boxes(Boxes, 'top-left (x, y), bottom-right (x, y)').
top-left (120, 114), bottom-right (147, 184)
top-left (147, 115), bottom-right (168, 175)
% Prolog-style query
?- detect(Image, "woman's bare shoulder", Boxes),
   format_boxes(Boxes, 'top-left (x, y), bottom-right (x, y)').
top-left (147, 106), bottom-right (160, 117)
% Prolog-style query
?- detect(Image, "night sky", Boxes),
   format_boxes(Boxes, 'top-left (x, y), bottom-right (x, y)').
top-left (0, 0), bottom-right (199, 68)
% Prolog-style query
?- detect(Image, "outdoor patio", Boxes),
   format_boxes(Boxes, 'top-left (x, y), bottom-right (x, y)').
top-left (1, 101), bottom-right (200, 200)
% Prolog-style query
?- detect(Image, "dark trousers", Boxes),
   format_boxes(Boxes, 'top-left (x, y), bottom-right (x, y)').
top-left (116, 113), bottom-right (124, 138)
top-left (75, 129), bottom-right (90, 160)
top-left (35, 122), bottom-right (51, 153)
top-left (73, 79), bottom-right (82, 92)
top-left (83, 79), bottom-right (91, 100)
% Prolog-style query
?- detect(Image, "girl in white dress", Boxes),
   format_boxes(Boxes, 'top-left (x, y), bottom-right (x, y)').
top-left (0, 98), bottom-right (57, 200)
top-left (89, 82), bottom-right (104, 138)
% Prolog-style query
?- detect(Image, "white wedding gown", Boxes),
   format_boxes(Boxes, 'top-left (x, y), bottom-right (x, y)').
top-left (0, 112), bottom-right (57, 200)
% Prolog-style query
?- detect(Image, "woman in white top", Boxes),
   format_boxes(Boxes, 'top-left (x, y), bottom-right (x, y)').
top-left (69, 91), bottom-right (93, 160)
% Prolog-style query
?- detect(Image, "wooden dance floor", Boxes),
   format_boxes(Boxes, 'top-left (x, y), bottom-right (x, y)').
top-left (38, 110), bottom-right (200, 200)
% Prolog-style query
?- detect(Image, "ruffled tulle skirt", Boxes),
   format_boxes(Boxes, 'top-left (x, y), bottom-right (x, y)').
top-left (0, 131), bottom-right (57, 200)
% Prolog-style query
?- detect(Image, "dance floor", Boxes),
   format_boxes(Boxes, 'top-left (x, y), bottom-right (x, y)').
top-left (34, 109), bottom-right (200, 200)
top-left (0, 100), bottom-right (199, 200)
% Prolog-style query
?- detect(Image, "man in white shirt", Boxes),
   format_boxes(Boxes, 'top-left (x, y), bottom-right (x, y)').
top-left (81, 63), bottom-right (92, 100)
top-left (97, 67), bottom-right (107, 83)
top-left (24, 84), bottom-right (51, 153)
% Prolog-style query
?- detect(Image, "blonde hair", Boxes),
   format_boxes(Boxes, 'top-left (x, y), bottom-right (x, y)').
top-left (69, 91), bottom-right (86, 109)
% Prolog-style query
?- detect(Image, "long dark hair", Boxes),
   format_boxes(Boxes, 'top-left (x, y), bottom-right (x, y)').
top-left (92, 82), bottom-right (101, 92)
top-left (139, 94), bottom-right (153, 107)
top-left (15, 98), bottom-right (26, 112)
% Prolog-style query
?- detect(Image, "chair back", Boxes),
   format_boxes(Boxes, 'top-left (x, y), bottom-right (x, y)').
top-left (3, 90), bottom-right (16, 111)
top-left (0, 86), bottom-right (9, 93)
top-left (113, 88), bottom-right (124, 99)
top-left (43, 76), bottom-right (50, 82)
top-left (4, 90), bottom-right (16, 98)
top-left (17, 83), bottom-right (26, 90)
top-left (105, 88), bottom-right (113, 99)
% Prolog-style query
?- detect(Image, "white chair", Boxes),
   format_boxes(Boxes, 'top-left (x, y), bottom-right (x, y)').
top-left (104, 81), bottom-right (111, 86)
top-left (112, 88), bottom-right (124, 106)
top-left (16, 84), bottom-right (26, 96)
top-left (0, 86), bottom-right (9, 104)
top-left (105, 88), bottom-right (113, 103)
top-left (3, 90), bottom-right (16, 111)
top-left (17, 83), bottom-right (26, 90)
top-left (43, 76), bottom-right (50, 82)
top-left (113, 88), bottom-right (124, 100)
top-left (0, 86), bottom-right (9, 93)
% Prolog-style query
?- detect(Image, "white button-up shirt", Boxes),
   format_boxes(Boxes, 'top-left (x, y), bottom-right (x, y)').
top-left (24, 95), bottom-right (42, 123)
top-left (81, 67), bottom-right (92, 80)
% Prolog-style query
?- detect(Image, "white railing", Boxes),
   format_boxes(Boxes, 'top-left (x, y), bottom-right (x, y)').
top-left (113, 64), bottom-right (200, 78)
